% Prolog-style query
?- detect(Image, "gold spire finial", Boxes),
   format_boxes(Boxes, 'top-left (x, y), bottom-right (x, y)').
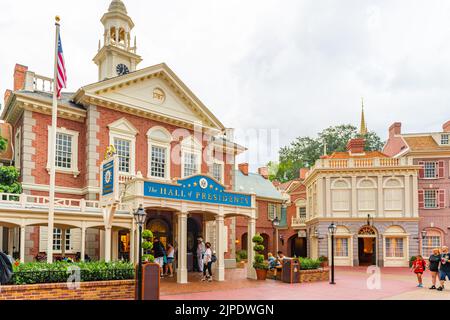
top-left (360, 98), bottom-right (368, 136)
top-left (55, 16), bottom-right (61, 23)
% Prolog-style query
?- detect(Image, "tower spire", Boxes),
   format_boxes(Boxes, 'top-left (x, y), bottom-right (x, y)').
top-left (360, 98), bottom-right (368, 136)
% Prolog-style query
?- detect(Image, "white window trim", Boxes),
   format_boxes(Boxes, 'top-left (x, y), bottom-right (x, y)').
top-left (14, 127), bottom-right (21, 170)
top-left (108, 118), bottom-right (138, 176)
top-left (147, 127), bottom-right (172, 181)
top-left (211, 159), bottom-right (225, 184)
top-left (46, 126), bottom-right (80, 177)
top-left (181, 136), bottom-right (202, 178)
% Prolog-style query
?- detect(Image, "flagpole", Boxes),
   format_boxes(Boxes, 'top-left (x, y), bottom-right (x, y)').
top-left (47, 16), bottom-right (60, 264)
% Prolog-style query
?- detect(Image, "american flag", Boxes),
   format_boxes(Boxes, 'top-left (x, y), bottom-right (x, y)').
top-left (56, 34), bottom-right (67, 99)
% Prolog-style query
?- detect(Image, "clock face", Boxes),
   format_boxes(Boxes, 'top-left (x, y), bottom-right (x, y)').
top-left (116, 64), bottom-right (129, 76)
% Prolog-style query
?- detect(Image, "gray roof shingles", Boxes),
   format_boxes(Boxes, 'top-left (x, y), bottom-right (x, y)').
top-left (234, 170), bottom-right (283, 201)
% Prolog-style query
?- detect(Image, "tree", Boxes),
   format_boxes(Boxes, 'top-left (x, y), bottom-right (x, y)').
top-left (270, 125), bottom-right (384, 183)
top-left (0, 166), bottom-right (22, 194)
top-left (0, 136), bottom-right (7, 153)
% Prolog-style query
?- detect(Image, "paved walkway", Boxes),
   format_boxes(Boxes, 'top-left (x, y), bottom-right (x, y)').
top-left (160, 266), bottom-right (450, 300)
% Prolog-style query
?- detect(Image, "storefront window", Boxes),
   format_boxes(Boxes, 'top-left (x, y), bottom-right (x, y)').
top-left (334, 237), bottom-right (349, 257)
top-left (385, 237), bottom-right (404, 257)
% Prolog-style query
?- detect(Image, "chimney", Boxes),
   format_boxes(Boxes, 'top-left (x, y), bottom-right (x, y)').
top-left (13, 64), bottom-right (28, 91)
top-left (443, 121), bottom-right (450, 133)
top-left (389, 122), bottom-right (402, 138)
top-left (299, 168), bottom-right (309, 180)
top-left (238, 163), bottom-right (249, 176)
top-left (4, 90), bottom-right (12, 106)
top-left (258, 167), bottom-right (269, 179)
top-left (347, 138), bottom-right (366, 154)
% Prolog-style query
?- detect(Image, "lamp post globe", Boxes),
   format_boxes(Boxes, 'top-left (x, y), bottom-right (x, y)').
top-left (272, 217), bottom-right (280, 227)
top-left (421, 230), bottom-right (427, 240)
top-left (133, 205), bottom-right (146, 300)
top-left (328, 222), bottom-right (337, 285)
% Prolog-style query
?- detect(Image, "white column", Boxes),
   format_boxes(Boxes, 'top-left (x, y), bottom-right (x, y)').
top-left (351, 176), bottom-right (357, 217)
top-left (130, 224), bottom-right (135, 264)
top-left (247, 217), bottom-right (257, 280)
top-left (112, 230), bottom-right (119, 261)
top-left (8, 228), bottom-right (14, 255)
top-left (81, 224), bottom-right (86, 262)
top-left (325, 176), bottom-right (331, 217)
top-left (20, 225), bottom-right (26, 263)
top-left (61, 229), bottom-right (66, 257)
top-left (412, 173), bottom-right (419, 217)
top-left (104, 226), bottom-right (112, 262)
top-left (377, 175), bottom-right (383, 217)
top-left (404, 174), bottom-right (411, 217)
top-left (214, 214), bottom-right (225, 282)
top-left (316, 177), bottom-right (324, 216)
top-left (177, 211), bottom-right (188, 284)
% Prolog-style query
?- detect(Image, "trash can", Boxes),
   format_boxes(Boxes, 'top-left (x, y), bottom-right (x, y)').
top-left (281, 259), bottom-right (301, 284)
top-left (135, 263), bottom-right (160, 300)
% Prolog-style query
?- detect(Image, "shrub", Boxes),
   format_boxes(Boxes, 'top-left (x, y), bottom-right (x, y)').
top-left (142, 241), bottom-right (153, 250)
top-left (236, 250), bottom-right (247, 260)
top-left (318, 256), bottom-right (328, 262)
top-left (253, 244), bottom-right (264, 252)
top-left (236, 256), bottom-right (241, 263)
top-left (252, 234), bottom-right (264, 244)
top-left (11, 261), bottom-right (134, 285)
top-left (298, 257), bottom-right (321, 270)
top-left (252, 234), bottom-right (268, 270)
top-left (142, 230), bottom-right (153, 239)
top-left (142, 254), bottom-right (155, 263)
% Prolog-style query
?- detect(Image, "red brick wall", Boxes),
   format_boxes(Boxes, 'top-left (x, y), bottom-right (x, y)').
top-left (0, 280), bottom-right (134, 300)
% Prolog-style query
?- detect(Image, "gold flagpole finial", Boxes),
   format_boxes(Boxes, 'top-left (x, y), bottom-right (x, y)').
top-left (55, 16), bottom-right (61, 23)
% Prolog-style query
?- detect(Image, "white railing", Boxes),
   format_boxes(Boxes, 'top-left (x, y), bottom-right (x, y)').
top-left (24, 71), bottom-right (54, 93)
top-left (311, 157), bottom-right (412, 171)
top-left (291, 216), bottom-right (306, 227)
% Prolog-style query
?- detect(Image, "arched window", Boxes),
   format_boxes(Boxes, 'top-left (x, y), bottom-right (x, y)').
top-left (357, 178), bottom-right (376, 211)
top-left (331, 179), bottom-right (350, 211)
top-left (383, 178), bottom-right (404, 211)
top-left (147, 127), bottom-right (172, 180)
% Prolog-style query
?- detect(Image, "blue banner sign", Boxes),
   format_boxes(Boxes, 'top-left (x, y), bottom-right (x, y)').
top-left (144, 176), bottom-right (252, 208)
top-left (102, 159), bottom-right (115, 196)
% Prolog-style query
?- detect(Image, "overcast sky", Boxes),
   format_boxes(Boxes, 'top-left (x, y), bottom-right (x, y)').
top-left (1, 0), bottom-right (450, 170)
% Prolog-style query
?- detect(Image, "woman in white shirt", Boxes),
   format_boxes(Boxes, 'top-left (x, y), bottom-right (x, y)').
top-left (202, 242), bottom-right (213, 282)
top-left (165, 243), bottom-right (175, 277)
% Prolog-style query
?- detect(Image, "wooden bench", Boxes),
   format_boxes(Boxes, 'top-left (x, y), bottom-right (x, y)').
top-left (267, 266), bottom-right (283, 280)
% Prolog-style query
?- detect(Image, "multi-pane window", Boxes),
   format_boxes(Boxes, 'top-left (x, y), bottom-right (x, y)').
top-left (115, 138), bottom-right (131, 173)
top-left (334, 238), bottom-right (349, 257)
top-left (332, 190), bottom-right (350, 210)
top-left (358, 189), bottom-right (376, 210)
top-left (441, 134), bottom-right (449, 145)
top-left (150, 146), bottom-right (166, 178)
top-left (385, 238), bottom-right (404, 257)
top-left (212, 163), bottom-right (223, 182)
top-left (183, 152), bottom-right (198, 177)
top-left (424, 162), bottom-right (437, 179)
top-left (298, 207), bottom-right (307, 219)
top-left (422, 236), bottom-right (441, 257)
top-left (424, 190), bottom-right (438, 208)
top-left (55, 133), bottom-right (73, 169)
top-left (268, 203), bottom-right (281, 221)
top-left (53, 228), bottom-right (71, 251)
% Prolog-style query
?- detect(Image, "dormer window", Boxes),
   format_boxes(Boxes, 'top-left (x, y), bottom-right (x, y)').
top-left (441, 134), bottom-right (449, 145)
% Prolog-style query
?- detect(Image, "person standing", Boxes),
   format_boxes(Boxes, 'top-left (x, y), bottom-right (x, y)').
top-left (202, 242), bottom-right (213, 282)
top-left (165, 243), bottom-right (175, 277)
top-left (196, 237), bottom-right (205, 273)
top-left (428, 248), bottom-right (441, 290)
top-left (411, 255), bottom-right (426, 288)
top-left (437, 246), bottom-right (450, 291)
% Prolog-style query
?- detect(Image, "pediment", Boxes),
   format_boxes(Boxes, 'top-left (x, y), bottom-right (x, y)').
top-left (108, 117), bottom-right (139, 135)
top-left (74, 63), bottom-right (225, 131)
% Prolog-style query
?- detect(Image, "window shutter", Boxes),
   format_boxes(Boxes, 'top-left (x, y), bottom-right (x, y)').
top-left (438, 161), bottom-right (445, 178)
top-left (418, 190), bottom-right (424, 209)
top-left (439, 189), bottom-right (446, 208)
top-left (418, 161), bottom-right (424, 178)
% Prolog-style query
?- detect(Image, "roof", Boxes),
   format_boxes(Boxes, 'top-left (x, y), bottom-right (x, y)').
top-left (15, 91), bottom-right (84, 110)
top-left (403, 136), bottom-right (450, 152)
top-left (108, 0), bottom-right (127, 14)
top-left (323, 150), bottom-right (389, 159)
top-left (234, 170), bottom-right (284, 201)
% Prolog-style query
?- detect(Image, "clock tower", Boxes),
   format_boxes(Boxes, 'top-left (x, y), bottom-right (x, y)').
top-left (93, 0), bottom-right (142, 80)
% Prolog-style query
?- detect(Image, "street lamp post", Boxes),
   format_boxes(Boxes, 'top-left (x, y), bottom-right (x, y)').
top-left (272, 217), bottom-right (280, 252)
top-left (133, 205), bottom-right (146, 301)
top-left (328, 222), bottom-right (337, 285)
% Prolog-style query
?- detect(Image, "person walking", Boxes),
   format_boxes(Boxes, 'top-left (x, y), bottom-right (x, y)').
top-left (165, 243), bottom-right (175, 277)
top-left (411, 255), bottom-right (426, 287)
top-left (201, 242), bottom-right (213, 282)
top-left (428, 248), bottom-right (441, 290)
top-left (153, 237), bottom-right (166, 278)
top-left (196, 237), bottom-right (205, 273)
top-left (437, 246), bottom-right (450, 291)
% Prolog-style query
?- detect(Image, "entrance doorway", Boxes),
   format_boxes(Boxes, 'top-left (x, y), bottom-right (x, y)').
top-left (118, 230), bottom-right (130, 261)
top-left (147, 217), bottom-right (172, 249)
top-left (188, 217), bottom-right (202, 272)
top-left (358, 238), bottom-right (376, 266)
top-left (290, 235), bottom-right (307, 258)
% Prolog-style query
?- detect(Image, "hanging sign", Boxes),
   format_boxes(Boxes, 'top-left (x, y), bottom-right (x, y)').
top-left (144, 175), bottom-right (252, 208)
top-left (100, 147), bottom-right (120, 207)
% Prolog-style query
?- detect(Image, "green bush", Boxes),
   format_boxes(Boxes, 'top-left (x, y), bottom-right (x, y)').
top-left (298, 257), bottom-right (321, 270)
top-left (253, 244), bottom-right (265, 252)
top-left (142, 241), bottom-right (153, 250)
top-left (142, 230), bottom-right (153, 239)
top-left (0, 166), bottom-right (22, 194)
top-left (11, 261), bottom-right (134, 285)
top-left (236, 256), bottom-right (241, 263)
top-left (254, 254), bottom-right (264, 264)
top-left (252, 234), bottom-right (264, 244)
top-left (142, 254), bottom-right (155, 263)
top-left (318, 256), bottom-right (328, 262)
top-left (237, 250), bottom-right (247, 260)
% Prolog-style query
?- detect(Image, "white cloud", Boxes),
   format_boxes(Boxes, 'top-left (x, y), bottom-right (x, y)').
top-left (1, 0), bottom-right (450, 171)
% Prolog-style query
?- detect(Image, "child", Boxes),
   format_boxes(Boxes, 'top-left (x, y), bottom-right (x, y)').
top-left (411, 255), bottom-right (427, 288)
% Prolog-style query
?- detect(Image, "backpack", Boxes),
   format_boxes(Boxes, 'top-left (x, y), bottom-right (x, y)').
top-left (211, 254), bottom-right (217, 263)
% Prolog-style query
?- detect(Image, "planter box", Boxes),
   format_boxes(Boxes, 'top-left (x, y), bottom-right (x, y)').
top-left (299, 269), bottom-right (329, 283)
top-left (0, 280), bottom-right (135, 300)
top-left (236, 261), bottom-right (246, 269)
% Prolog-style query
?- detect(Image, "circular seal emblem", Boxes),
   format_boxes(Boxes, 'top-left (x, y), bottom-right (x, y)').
top-left (199, 178), bottom-right (208, 190)
top-left (105, 170), bottom-right (112, 184)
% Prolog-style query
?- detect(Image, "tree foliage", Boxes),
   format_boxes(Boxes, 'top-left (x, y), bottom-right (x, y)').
top-left (0, 166), bottom-right (22, 194)
top-left (270, 124), bottom-right (384, 183)
top-left (0, 136), bottom-right (7, 153)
